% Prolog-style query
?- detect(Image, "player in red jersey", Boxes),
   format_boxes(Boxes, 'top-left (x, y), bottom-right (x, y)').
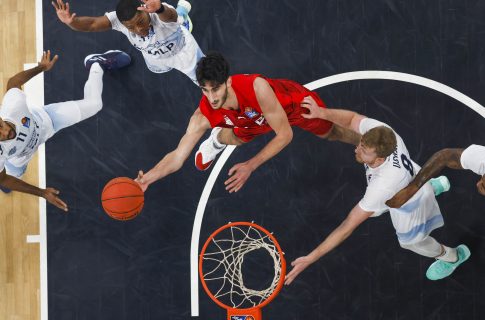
top-left (135, 52), bottom-right (360, 193)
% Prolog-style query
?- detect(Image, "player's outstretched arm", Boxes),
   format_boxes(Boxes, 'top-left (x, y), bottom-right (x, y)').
top-left (386, 148), bottom-right (464, 208)
top-left (52, 0), bottom-right (111, 32)
top-left (224, 78), bottom-right (293, 193)
top-left (136, 109), bottom-right (211, 192)
top-left (137, 0), bottom-right (178, 22)
top-left (0, 169), bottom-right (68, 212)
top-left (284, 204), bottom-right (373, 285)
top-left (6, 51), bottom-right (58, 91)
top-left (300, 96), bottom-right (365, 133)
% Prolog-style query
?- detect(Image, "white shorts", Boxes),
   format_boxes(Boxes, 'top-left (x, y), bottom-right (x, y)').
top-left (390, 182), bottom-right (444, 245)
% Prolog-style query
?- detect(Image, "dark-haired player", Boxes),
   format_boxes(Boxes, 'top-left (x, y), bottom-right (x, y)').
top-left (52, 0), bottom-right (203, 83)
top-left (135, 52), bottom-right (360, 193)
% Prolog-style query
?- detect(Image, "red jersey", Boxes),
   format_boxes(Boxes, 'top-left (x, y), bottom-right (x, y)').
top-left (198, 74), bottom-right (332, 142)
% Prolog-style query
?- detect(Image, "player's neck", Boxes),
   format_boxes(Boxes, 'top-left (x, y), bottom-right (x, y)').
top-left (221, 87), bottom-right (239, 110)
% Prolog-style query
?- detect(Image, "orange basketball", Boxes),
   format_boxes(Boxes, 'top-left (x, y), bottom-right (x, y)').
top-left (101, 177), bottom-right (144, 221)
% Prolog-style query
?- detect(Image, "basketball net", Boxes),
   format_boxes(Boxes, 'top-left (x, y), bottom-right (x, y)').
top-left (199, 222), bottom-right (286, 320)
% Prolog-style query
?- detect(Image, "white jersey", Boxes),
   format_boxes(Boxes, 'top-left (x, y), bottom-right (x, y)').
top-left (105, 5), bottom-right (202, 77)
top-left (358, 118), bottom-right (443, 245)
top-left (0, 88), bottom-right (54, 172)
top-left (460, 144), bottom-right (485, 176)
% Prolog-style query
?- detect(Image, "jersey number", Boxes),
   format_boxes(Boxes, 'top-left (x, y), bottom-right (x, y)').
top-left (401, 154), bottom-right (414, 177)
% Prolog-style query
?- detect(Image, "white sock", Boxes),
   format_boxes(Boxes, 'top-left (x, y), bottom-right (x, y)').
top-left (211, 128), bottom-right (226, 149)
top-left (438, 245), bottom-right (458, 263)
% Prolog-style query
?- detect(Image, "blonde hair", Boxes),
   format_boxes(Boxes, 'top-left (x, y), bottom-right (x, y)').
top-left (361, 126), bottom-right (397, 158)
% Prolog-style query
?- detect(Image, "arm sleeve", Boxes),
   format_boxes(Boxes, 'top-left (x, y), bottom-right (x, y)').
top-left (460, 144), bottom-right (485, 175)
top-left (358, 184), bottom-right (394, 213)
top-left (105, 11), bottom-right (121, 31)
top-left (0, 88), bottom-right (28, 117)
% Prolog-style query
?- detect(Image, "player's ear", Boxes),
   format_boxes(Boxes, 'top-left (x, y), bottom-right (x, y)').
top-left (226, 76), bottom-right (232, 88)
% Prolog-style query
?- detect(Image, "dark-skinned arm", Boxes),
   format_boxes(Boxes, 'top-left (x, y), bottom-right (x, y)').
top-left (52, 0), bottom-right (112, 32)
top-left (137, 0), bottom-right (178, 22)
top-left (7, 51), bottom-right (58, 91)
top-left (386, 148), bottom-right (464, 208)
top-left (0, 169), bottom-right (68, 211)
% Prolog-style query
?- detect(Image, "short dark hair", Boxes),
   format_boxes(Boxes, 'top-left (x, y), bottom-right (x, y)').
top-left (196, 52), bottom-right (230, 86)
top-left (362, 126), bottom-right (397, 158)
top-left (116, 0), bottom-right (140, 22)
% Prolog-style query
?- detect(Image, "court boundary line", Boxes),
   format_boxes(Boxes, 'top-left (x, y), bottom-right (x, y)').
top-left (189, 70), bottom-right (485, 317)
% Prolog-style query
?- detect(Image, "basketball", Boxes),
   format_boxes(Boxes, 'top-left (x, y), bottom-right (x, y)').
top-left (101, 177), bottom-right (144, 221)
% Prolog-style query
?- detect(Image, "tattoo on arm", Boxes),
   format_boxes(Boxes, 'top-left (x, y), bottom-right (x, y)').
top-left (413, 148), bottom-right (464, 188)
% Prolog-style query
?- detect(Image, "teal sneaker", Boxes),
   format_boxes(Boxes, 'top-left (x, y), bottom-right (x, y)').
top-left (426, 244), bottom-right (471, 280)
top-left (430, 176), bottom-right (450, 196)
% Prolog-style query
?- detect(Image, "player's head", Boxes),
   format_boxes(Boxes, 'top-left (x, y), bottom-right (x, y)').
top-left (116, 0), bottom-right (151, 37)
top-left (196, 52), bottom-right (231, 109)
top-left (355, 126), bottom-right (396, 165)
top-left (0, 117), bottom-right (16, 142)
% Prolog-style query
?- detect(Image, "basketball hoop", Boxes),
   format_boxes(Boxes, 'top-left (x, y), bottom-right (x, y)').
top-left (199, 221), bottom-right (286, 320)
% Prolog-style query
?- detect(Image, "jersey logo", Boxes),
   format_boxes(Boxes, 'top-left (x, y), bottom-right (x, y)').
top-left (244, 107), bottom-right (259, 119)
top-left (223, 115), bottom-right (234, 126)
top-left (8, 147), bottom-right (16, 156)
top-left (230, 316), bottom-right (255, 320)
top-left (21, 117), bottom-right (30, 128)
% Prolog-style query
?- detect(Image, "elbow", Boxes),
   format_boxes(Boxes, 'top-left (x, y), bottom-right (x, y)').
top-left (281, 127), bottom-right (293, 146)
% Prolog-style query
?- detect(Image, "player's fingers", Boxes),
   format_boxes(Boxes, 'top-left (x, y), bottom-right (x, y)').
top-left (224, 174), bottom-right (237, 185)
top-left (51, 2), bottom-right (59, 10)
top-left (56, 198), bottom-right (68, 211)
top-left (66, 2), bottom-right (70, 12)
top-left (225, 179), bottom-right (238, 192)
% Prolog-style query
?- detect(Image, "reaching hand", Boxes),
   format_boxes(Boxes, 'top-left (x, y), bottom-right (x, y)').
top-left (38, 50), bottom-right (59, 72)
top-left (42, 187), bottom-right (68, 212)
top-left (224, 162), bottom-right (254, 193)
top-left (52, 0), bottom-right (76, 25)
top-left (300, 96), bottom-right (325, 119)
top-left (477, 176), bottom-right (485, 196)
top-left (284, 255), bottom-right (314, 285)
top-left (137, 0), bottom-right (163, 13)
top-left (135, 170), bottom-right (149, 192)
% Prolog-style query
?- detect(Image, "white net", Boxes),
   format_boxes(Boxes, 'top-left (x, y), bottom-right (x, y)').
top-left (201, 224), bottom-right (283, 309)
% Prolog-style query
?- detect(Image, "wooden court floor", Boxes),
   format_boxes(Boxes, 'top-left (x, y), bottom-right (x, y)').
top-left (0, 0), bottom-right (41, 319)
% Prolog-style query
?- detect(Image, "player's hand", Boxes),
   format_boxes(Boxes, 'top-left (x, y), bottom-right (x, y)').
top-left (477, 176), bottom-right (485, 196)
top-left (137, 0), bottom-right (163, 13)
top-left (224, 162), bottom-right (254, 193)
top-left (300, 96), bottom-right (326, 119)
top-left (385, 184), bottom-right (419, 208)
top-left (135, 170), bottom-right (149, 192)
top-left (42, 187), bottom-right (68, 212)
top-left (52, 0), bottom-right (76, 25)
top-left (284, 255), bottom-right (314, 285)
top-left (38, 50), bottom-right (59, 72)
